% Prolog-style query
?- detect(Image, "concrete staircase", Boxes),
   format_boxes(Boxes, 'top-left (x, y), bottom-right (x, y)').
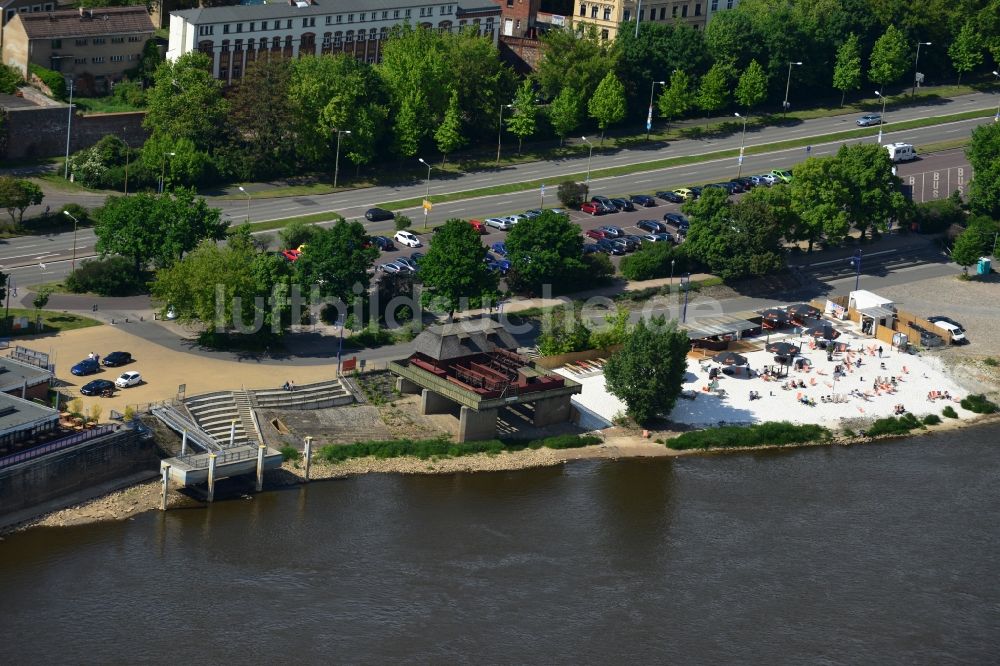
top-left (251, 379), bottom-right (353, 410)
top-left (184, 391), bottom-right (259, 448)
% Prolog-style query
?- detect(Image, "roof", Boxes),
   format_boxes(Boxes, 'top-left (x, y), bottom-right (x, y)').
top-left (0, 392), bottom-right (57, 433)
top-left (858, 306), bottom-right (897, 320)
top-left (172, 0), bottom-right (497, 23)
top-left (412, 319), bottom-right (519, 361)
top-left (680, 313), bottom-right (762, 340)
top-left (0, 356), bottom-right (52, 393)
top-left (15, 7), bottom-right (154, 39)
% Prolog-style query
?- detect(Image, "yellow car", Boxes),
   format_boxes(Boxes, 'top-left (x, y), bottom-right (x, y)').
top-left (673, 188), bottom-right (694, 200)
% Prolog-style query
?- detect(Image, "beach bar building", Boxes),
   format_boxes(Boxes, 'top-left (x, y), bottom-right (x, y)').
top-left (848, 290), bottom-right (897, 337)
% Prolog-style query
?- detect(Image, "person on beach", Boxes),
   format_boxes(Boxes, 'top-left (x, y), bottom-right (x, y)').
top-left (878, 346), bottom-right (883, 358)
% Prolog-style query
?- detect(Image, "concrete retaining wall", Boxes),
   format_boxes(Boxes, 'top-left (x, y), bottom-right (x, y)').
top-left (2, 106), bottom-right (148, 160)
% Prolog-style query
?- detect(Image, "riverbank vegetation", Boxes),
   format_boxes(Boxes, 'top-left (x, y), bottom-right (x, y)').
top-left (960, 394), bottom-right (999, 414)
top-left (665, 422), bottom-right (831, 451)
top-left (316, 433), bottom-right (602, 463)
top-left (865, 413), bottom-right (925, 437)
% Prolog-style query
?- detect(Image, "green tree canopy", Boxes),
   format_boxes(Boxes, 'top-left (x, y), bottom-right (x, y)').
top-left (587, 71), bottom-right (627, 144)
top-left (292, 219), bottom-right (379, 304)
top-left (951, 220), bottom-right (993, 270)
top-left (435, 89), bottom-right (465, 162)
top-left (506, 79), bottom-right (539, 154)
top-left (229, 57), bottom-right (294, 179)
top-left (697, 63), bottom-right (731, 119)
top-left (789, 156), bottom-right (851, 251)
top-left (0, 177), bottom-right (43, 229)
top-left (505, 211), bottom-right (585, 295)
top-left (416, 218), bottom-right (498, 316)
top-left (836, 143), bottom-right (910, 238)
top-left (144, 52), bottom-right (229, 152)
top-left (948, 20), bottom-right (983, 85)
top-left (657, 70), bottom-right (694, 129)
top-left (832, 33), bottom-right (862, 106)
top-left (548, 86), bottom-right (582, 145)
top-left (604, 316), bottom-right (690, 425)
top-left (965, 122), bottom-right (1000, 218)
top-left (534, 25), bottom-right (615, 102)
top-left (735, 59), bottom-right (768, 113)
top-left (869, 25), bottom-right (909, 88)
top-left (613, 21), bottom-right (710, 110)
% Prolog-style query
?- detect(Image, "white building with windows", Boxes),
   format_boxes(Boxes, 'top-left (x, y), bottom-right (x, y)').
top-left (705, 0), bottom-right (740, 23)
top-left (167, 0), bottom-right (501, 84)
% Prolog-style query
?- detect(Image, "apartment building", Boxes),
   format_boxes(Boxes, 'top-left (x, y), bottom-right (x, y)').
top-left (1, 0), bottom-right (60, 51)
top-left (2, 7), bottom-right (154, 92)
top-left (167, 0), bottom-right (502, 85)
top-left (573, 0), bottom-right (706, 41)
top-left (705, 0), bottom-right (740, 23)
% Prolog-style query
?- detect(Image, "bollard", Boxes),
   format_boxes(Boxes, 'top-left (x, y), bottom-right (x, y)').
top-left (207, 453), bottom-right (217, 503)
top-left (304, 436), bottom-right (313, 482)
top-left (160, 464), bottom-right (171, 511)
top-left (181, 430), bottom-right (188, 455)
top-left (228, 420), bottom-right (236, 448)
top-left (256, 444), bottom-right (265, 492)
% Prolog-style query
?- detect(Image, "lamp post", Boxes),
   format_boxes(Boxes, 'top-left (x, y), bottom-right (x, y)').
top-left (634, 0), bottom-right (642, 38)
top-left (159, 151), bottom-right (176, 194)
top-left (63, 78), bottom-right (75, 180)
top-left (419, 157), bottom-right (433, 230)
top-left (875, 90), bottom-right (888, 144)
top-left (911, 41), bottom-right (931, 97)
top-left (63, 210), bottom-right (79, 271)
top-left (581, 136), bottom-right (595, 186)
top-left (993, 71), bottom-right (1000, 122)
top-left (850, 250), bottom-right (863, 292)
top-left (496, 103), bottom-right (512, 165)
top-left (734, 112), bottom-right (748, 178)
top-left (682, 273), bottom-right (691, 323)
top-left (333, 128), bottom-right (351, 188)
top-left (121, 129), bottom-right (130, 196)
top-left (646, 79), bottom-right (665, 140)
top-left (238, 186), bottom-right (251, 224)
top-left (782, 61), bottom-right (803, 118)
top-left (670, 258), bottom-right (675, 291)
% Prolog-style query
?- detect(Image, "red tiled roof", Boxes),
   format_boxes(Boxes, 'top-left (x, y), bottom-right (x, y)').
top-left (16, 7), bottom-right (154, 39)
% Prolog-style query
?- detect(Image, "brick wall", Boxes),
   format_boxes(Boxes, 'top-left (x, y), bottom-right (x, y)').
top-left (1, 106), bottom-right (148, 160)
top-left (498, 35), bottom-right (542, 74)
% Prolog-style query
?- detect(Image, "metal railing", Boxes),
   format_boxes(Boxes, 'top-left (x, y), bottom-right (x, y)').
top-left (0, 424), bottom-right (119, 469)
top-left (151, 406), bottom-right (220, 452)
top-left (171, 445), bottom-right (262, 469)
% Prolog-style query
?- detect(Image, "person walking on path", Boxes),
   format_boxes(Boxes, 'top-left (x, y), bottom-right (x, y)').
top-left (878, 346), bottom-right (883, 358)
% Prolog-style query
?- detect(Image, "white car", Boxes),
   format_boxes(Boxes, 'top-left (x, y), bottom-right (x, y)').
top-left (115, 371), bottom-right (142, 388)
top-left (507, 214), bottom-right (527, 225)
top-left (393, 230), bottom-right (421, 248)
top-left (485, 217), bottom-right (512, 230)
top-left (757, 173), bottom-right (778, 185)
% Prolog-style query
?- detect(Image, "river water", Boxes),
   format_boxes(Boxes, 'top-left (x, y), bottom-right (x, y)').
top-left (3, 427), bottom-right (999, 664)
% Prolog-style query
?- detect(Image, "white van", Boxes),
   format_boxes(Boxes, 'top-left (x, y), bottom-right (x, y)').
top-left (931, 320), bottom-right (967, 344)
top-left (885, 142), bottom-right (917, 163)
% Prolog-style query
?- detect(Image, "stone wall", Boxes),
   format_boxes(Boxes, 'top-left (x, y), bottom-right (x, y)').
top-left (498, 36), bottom-right (542, 74)
top-left (0, 429), bottom-right (160, 529)
top-left (1, 106), bottom-right (148, 161)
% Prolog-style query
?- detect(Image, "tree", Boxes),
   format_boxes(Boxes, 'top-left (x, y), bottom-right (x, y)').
top-left (965, 123), bottom-right (1000, 218)
top-left (0, 63), bottom-right (22, 95)
top-left (735, 59), bottom-right (767, 114)
top-left (144, 52), bottom-right (229, 153)
top-left (557, 181), bottom-right (589, 208)
top-left (697, 63), bottom-right (730, 120)
top-left (534, 25), bottom-right (615, 102)
top-left (229, 58), bottom-right (294, 178)
top-left (833, 33), bottom-right (862, 106)
top-left (948, 21), bottom-right (983, 85)
top-left (505, 211), bottom-right (586, 294)
top-left (587, 71), bottom-right (627, 145)
top-left (506, 79), bottom-right (539, 154)
top-left (789, 156), bottom-right (851, 251)
top-left (613, 21), bottom-right (710, 111)
top-left (32, 286), bottom-right (52, 330)
top-left (279, 220), bottom-right (318, 251)
top-left (604, 316), bottom-right (690, 425)
top-left (393, 88), bottom-right (426, 158)
top-left (951, 221), bottom-right (992, 272)
top-left (537, 310), bottom-right (592, 356)
top-left (835, 143), bottom-right (910, 238)
top-left (158, 188), bottom-right (229, 265)
top-left (869, 25), bottom-right (909, 88)
top-left (435, 89), bottom-right (465, 163)
top-left (548, 86), bottom-right (582, 146)
top-left (416, 218), bottom-right (498, 317)
top-left (0, 177), bottom-right (43, 228)
top-left (293, 219), bottom-right (379, 305)
top-left (657, 70), bottom-right (694, 131)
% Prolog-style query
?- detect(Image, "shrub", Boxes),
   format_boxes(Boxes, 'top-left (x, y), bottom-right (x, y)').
top-left (619, 242), bottom-right (688, 281)
top-left (28, 64), bottom-right (66, 100)
top-left (667, 422), bottom-right (831, 450)
top-left (279, 445), bottom-right (301, 462)
top-left (942, 405), bottom-right (958, 418)
top-left (913, 197), bottom-right (965, 234)
top-left (557, 180), bottom-right (588, 208)
top-left (64, 257), bottom-right (148, 296)
top-left (984, 357), bottom-right (998, 367)
top-left (60, 203), bottom-right (92, 225)
top-left (960, 394), bottom-right (998, 414)
top-left (111, 80), bottom-right (146, 107)
top-left (394, 214), bottom-right (412, 231)
top-left (316, 434), bottom-right (600, 463)
top-left (0, 63), bottom-right (22, 95)
top-left (922, 413), bottom-right (942, 425)
top-left (866, 413), bottom-right (923, 437)
top-left (278, 219), bottom-right (316, 250)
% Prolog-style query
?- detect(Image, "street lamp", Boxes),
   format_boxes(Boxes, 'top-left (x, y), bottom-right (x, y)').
top-left (850, 250), bottom-right (863, 292)
top-left (993, 71), bottom-right (1000, 122)
top-left (63, 78), bottom-right (75, 180)
top-left (874, 90), bottom-right (888, 144)
top-left (782, 61), bottom-right (803, 118)
top-left (681, 273), bottom-right (691, 323)
top-left (120, 129), bottom-right (130, 196)
top-left (911, 41), bottom-right (931, 97)
top-left (670, 258), bottom-right (675, 290)
top-left (63, 210), bottom-right (79, 271)
top-left (496, 103), bottom-right (512, 165)
top-left (734, 112), bottom-right (749, 178)
top-left (238, 186), bottom-right (251, 224)
top-left (418, 157), bottom-right (433, 229)
top-left (333, 128), bottom-right (351, 188)
top-left (646, 79), bottom-right (665, 140)
top-left (581, 136), bottom-right (595, 186)
top-left (159, 151), bottom-right (176, 194)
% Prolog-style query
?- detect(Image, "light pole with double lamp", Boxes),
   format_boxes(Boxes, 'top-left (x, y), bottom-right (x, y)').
top-left (782, 61), bottom-right (803, 118)
top-left (238, 186), bottom-right (251, 224)
top-left (496, 103), bottom-right (512, 165)
top-left (159, 151), bottom-right (176, 194)
top-left (63, 210), bottom-right (79, 271)
top-left (911, 41), bottom-right (931, 97)
top-left (333, 128), bottom-right (351, 188)
top-left (419, 157), bottom-right (433, 229)
top-left (874, 90), bottom-right (888, 144)
top-left (646, 79), bottom-right (665, 140)
top-left (734, 112), bottom-right (749, 178)
top-left (581, 136), bottom-right (595, 186)
top-left (993, 71), bottom-right (1000, 122)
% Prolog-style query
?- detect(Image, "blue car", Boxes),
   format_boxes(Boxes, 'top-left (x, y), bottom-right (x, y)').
top-left (71, 358), bottom-right (101, 376)
top-left (491, 242), bottom-right (507, 257)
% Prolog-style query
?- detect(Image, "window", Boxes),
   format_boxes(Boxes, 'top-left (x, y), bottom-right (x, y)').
top-left (220, 67), bottom-right (228, 79)
top-left (128, 35), bottom-right (140, 42)
top-left (224, 24), bottom-right (230, 34)
top-left (710, 0), bottom-right (718, 9)
top-left (32, 4), bottom-right (40, 10)
top-left (111, 55), bottom-right (124, 62)
top-left (695, 3), bottom-right (701, 15)
top-left (579, 3), bottom-right (585, 16)
top-left (5, 9), bottom-right (15, 21)
top-left (325, 16), bottom-right (331, 25)
top-left (111, 37), bottom-right (124, 43)
top-left (236, 23), bottom-right (243, 33)
top-left (74, 58), bottom-right (87, 64)
top-left (660, 7), bottom-right (666, 19)
top-left (129, 53), bottom-right (140, 61)
top-left (405, 9), bottom-right (411, 17)
top-left (250, 22), bottom-right (256, 31)
top-left (603, 7), bottom-right (611, 20)
top-left (44, 3), bottom-right (54, 9)
top-left (508, 0), bottom-right (514, 6)
top-left (235, 39), bottom-right (242, 51)
top-left (51, 39), bottom-right (62, 48)
top-left (624, 10), bottom-right (631, 21)
top-left (75, 38), bottom-right (87, 46)
top-left (302, 17), bottom-right (315, 27)
top-left (394, 10), bottom-right (400, 18)
top-left (347, 13), bottom-right (354, 22)
top-left (727, 0), bottom-right (735, 8)
top-left (336, 15), bottom-right (342, 23)
top-left (286, 19), bottom-right (292, 29)
top-left (382, 11), bottom-right (388, 19)
top-left (233, 66), bottom-right (241, 78)
top-left (334, 31), bottom-right (342, 45)
top-left (322, 33), bottom-right (331, 46)
top-left (92, 56), bottom-right (105, 63)
top-left (369, 27), bottom-right (376, 39)
top-left (600, 28), bottom-right (608, 40)
top-left (672, 6), bottom-right (678, 16)
top-left (359, 12), bottom-right (365, 21)
top-left (590, 6), bottom-right (597, 18)
top-left (681, 5), bottom-right (688, 16)
top-left (221, 40), bottom-right (229, 52)
top-left (439, 5), bottom-right (445, 14)
top-left (260, 21), bottom-right (268, 30)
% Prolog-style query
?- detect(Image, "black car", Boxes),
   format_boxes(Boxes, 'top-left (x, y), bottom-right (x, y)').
top-left (688, 186), bottom-right (704, 198)
top-left (656, 190), bottom-right (685, 203)
top-left (730, 177), bottom-right (754, 191)
top-left (630, 195), bottom-right (656, 207)
top-left (623, 234), bottom-right (645, 246)
top-left (369, 235), bottom-right (395, 251)
top-left (609, 198), bottom-right (635, 212)
top-left (582, 243), bottom-right (603, 254)
top-left (102, 351), bottom-right (132, 367)
top-left (595, 239), bottom-right (625, 255)
top-left (636, 219), bottom-right (667, 234)
top-left (409, 251), bottom-right (424, 263)
top-left (663, 212), bottom-right (690, 230)
top-left (365, 207), bottom-right (395, 222)
top-left (80, 379), bottom-right (116, 396)
top-left (591, 196), bottom-right (619, 213)
top-left (706, 182), bottom-right (737, 195)
top-left (612, 237), bottom-right (638, 252)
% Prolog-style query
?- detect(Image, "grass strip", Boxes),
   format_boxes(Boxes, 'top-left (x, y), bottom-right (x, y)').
top-left (665, 421), bottom-right (831, 451)
top-left (316, 433), bottom-right (602, 463)
top-left (3, 308), bottom-right (102, 335)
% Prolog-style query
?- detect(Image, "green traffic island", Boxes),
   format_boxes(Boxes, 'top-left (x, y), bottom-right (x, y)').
top-left (1, 308), bottom-right (102, 337)
top-left (315, 433), bottom-right (603, 464)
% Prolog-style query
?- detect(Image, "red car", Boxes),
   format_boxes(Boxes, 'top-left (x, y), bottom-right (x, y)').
top-left (580, 202), bottom-right (603, 215)
top-left (585, 229), bottom-right (607, 239)
top-left (281, 249), bottom-right (302, 262)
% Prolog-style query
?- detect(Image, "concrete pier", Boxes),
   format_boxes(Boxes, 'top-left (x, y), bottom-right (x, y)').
top-left (207, 453), bottom-right (217, 503)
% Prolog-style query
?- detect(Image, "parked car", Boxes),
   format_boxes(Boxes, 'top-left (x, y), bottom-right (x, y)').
top-left (598, 225), bottom-right (625, 238)
top-left (623, 234), bottom-right (645, 247)
top-left (857, 113), bottom-right (881, 127)
top-left (688, 185), bottom-right (704, 198)
top-left (486, 255), bottom-right (512, 274)
top-left (281, 249), bottom-right (302, 262)
top-left (378, 262), bottom-right (403, 274)
top-left (609, 198), bottom-right (635, 212)
top-left (656, 190), bottom-right (685, 203)
top-left (730, 177), bottom-right (754, 191)
top-left (522, 209), bottom-right (543, 219)
top-left (927, 315), bottom-right (965, 332)
top-left (643, 232), bottom-right (673, 243)
top-left (630, 194), bottom-right (656, 207)
top-left (663, 212), bottom-right (690, 230)
top-left (612, 237), bottom-right (638, 252)
top-left (71, 359), bottom-right (101, 376)
top-left (507, 213), bottom-right (528, 225)
top-left (485, 217), bottom-right (512, 230)
top-left (585, 229), bottom-right (607, 239)
top-left (582, 243), bottom-right (603, 254)
top-left (115, 371), bottom-right (142, 388)
top-left (80, 379), bottom-right (116, 396)
top-left (409, 251), bottom-right (425, 264)
top-left (750, 174), bottom-right (773, 187)
top-left (770, 169), bottom-right (793, 183)
top-left (595, 239), bottom-right (625, 255)
top-left (704, 183), bottom-right (733, 195)
top-left (581, 202), bottom-right (604, 215)
top-left (490, 242), bottom-right (508, 256)
top-left (927, 317), bottom-right (967, 344)
top-left (365, 207), bottom-right (395, 222)
top-left (102, 351), bottom-right (132, 367)
top-left (369, 235), bottom-right (395, 251)
top-left (672, 188), bottom-right (695, 200)
top-left (395, 256), bottom-right (418, 271)
top-left (591, 195), bottom-right (618, 212)
top-left (467, 219), bottom-right (487, 234)
top-left (393, 230), bottom-right (421, 248)
top-left (637, 219), bottom-right (667, 234)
